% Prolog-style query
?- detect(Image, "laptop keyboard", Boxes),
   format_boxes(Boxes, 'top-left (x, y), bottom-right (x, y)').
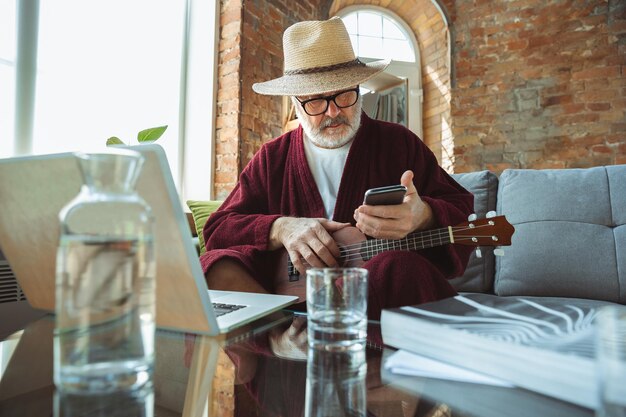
top-left (212, 302), bottom-right (247, 317)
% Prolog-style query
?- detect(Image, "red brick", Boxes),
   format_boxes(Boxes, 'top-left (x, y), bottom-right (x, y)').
top-left (584, 78), bottom-right (610, 90)
top-left (214, 170), bottom-right (237, 185)
top-left (607, 53), bottom-right (626, 66)
top-left (559, 30), bottom-right (601, 47)
top-left (486, 163), bottom-right (515, 172)
top-left (470, 27), bottom-right (485, 37)
top-left (503, 21), bottom-right (525, 31)
top-left (507, 39), bottom-right (528, 51)
top-left (215, 138), bottom-right (238, 155)
top-left (577, 90), bottom-right (619, 102)
top-left (613, 98), bottom-right (626, 109)
top-left (554, 113), bottom-right (601, 126)
top-left (221, 21), bottom-right (241, 39)
top-left (572, 66), bottom-right (621, 80)
top-left (587, 102), bottom-right (611, 111)
top-left (543, 95), bottom-right (573, 107)
top-left (607, 133), bottom-right (626, 144)
top-left (216, 125), bottom-right (238, 140)
top-left (543, 84), bottom-right (570, 95)
top-left (216, 154), bottom-right (238, 170)
top-left (591, 145), bottom-right (613, 155)
top-left (220, 6), bottom-right (240, 26)
top-left (595, 109), bottom-right (626, 123)
top-left (528, 36), bottom-right (553, 48)
top-left (609, 20), bottom-right (626, 34)
top-left (219, 35), bottom-right (239, 52)
top-left (548, 146), bottom-right (588, 161)
top-left (575, 135), bottom-right (606, 147)
top-left (531, 161), bottom-right (567, 169)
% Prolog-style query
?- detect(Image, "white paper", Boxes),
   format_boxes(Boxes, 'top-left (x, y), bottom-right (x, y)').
top-left (384, 350), bottom-right (515, 387)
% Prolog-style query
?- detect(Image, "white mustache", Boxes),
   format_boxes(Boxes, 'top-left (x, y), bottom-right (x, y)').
top-left (320, 116), bottom-right (350, 128)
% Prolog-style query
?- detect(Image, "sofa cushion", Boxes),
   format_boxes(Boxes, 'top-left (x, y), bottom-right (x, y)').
top-left (186, 200), bottom-right (223, 255)
top-left (450, 170), bottom-right (499, 293)
top-left (495, 165), bottom-right (626, 304)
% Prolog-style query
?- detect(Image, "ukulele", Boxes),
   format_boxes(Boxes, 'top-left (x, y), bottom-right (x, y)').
top-left (271, 214), bottom-right (514, 301)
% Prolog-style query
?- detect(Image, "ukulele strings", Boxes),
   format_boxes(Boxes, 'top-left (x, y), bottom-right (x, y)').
top-left (335, 222), bottom-right (495, 254)
top-left (287, 223), bottom-right (497, 272)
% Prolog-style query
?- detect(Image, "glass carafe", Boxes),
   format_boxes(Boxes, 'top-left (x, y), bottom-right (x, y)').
top-left (54, 149), bottom-right (156, 393)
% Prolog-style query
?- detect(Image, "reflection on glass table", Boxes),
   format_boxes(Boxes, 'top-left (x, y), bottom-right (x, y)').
top-left (0, 311), bottom-right (594, 417)
top-left (305, 345), bottom-right (367, 417)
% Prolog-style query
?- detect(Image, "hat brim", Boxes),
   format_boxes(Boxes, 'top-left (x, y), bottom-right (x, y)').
top-left (252, 59), bottom-right (391, 96)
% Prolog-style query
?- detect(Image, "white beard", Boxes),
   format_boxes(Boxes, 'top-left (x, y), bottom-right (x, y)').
top-left (293, 97), bottom-right (362, 149)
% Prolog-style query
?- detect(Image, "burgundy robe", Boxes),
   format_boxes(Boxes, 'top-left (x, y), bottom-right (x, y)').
top-left (200, 113), bottom-right (474, 318)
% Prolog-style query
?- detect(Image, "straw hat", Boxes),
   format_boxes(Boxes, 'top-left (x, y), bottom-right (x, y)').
top-left (252, 17), bottom-right (390, 96)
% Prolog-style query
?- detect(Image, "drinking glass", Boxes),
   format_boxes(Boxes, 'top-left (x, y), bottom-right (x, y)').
top-left (306, 267), bottom-right (368, 351)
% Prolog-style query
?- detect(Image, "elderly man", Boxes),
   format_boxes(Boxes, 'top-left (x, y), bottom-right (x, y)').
top-left (200, 17), bottom-right (473, 319)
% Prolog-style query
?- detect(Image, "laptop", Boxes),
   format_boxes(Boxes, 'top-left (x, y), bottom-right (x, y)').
top-left (0, 144), bottom-right (297, 335)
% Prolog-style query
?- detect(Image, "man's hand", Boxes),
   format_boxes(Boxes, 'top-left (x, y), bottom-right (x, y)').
top-left (269, 217), bottom-right (350, 275)
top-left (354, 170), bottom-right (435, 239)
top-left (268, 316), bottom-right (308, 360)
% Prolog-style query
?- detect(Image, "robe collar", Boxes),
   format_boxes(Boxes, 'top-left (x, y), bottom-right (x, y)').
top-left (290, 112), bottom-right (373, 223)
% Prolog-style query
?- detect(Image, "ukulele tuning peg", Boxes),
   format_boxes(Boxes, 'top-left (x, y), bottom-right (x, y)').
top-left (475, 248), bottom-right (482, 258)
top-left (486, 211), bottom-right (497, 218)
top-left (468, 213), bottom-right (478, 221)
top-left (494, 248), bottom-right (505, 257)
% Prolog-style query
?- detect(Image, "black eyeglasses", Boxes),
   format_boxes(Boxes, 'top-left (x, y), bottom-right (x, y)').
top-left (295, 88), bottom-right (360, 116)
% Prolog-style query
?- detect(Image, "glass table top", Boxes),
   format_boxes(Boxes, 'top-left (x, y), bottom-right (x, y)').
top-left (0, 311), bottom-right (592, 417)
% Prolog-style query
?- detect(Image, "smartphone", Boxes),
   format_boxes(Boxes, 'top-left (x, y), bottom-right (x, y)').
top-left (363, 184), bottom-right (407, 206)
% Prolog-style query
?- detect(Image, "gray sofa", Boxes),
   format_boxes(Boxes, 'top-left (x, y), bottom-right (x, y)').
top-left (450, 165), bottom-right (626, 305)
top-left (381, 166), bottom-right (626, 411)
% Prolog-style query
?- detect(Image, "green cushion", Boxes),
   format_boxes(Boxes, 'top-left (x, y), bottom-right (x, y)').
top-left (186, 200), bottom-right (223, 255)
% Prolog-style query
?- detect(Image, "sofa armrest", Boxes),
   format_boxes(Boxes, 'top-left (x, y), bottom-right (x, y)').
top-left (450, 170), bottom-right (499, 293)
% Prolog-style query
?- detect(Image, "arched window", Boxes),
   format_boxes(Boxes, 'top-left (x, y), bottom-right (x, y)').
top-left (336, 7), bottom-right (423, 137)
top-left (341, 10), bottom-right (415, 63)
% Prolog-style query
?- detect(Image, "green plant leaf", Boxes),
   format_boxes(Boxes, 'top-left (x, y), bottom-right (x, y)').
top-left (106, 137), bottom-right (125, 146)
top-left (137, 125), bottom-right (168, 143)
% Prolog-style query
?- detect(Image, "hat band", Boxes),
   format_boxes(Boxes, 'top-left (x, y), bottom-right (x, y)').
top-left (284, 58), bottom-right (366, 75)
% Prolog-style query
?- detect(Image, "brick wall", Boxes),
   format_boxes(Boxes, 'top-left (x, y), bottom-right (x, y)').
top-left (451, 0), bottom-right (626, 172)
top-left (214, 0), bottom-right (330, 199)
top-left (215, 0), bottom-right (243, 199)
top-left (215, 0), bottom-right (625, 197)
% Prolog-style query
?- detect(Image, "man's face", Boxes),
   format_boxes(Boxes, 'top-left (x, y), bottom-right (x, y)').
top-left (292, 87), bottom-right (362, 149)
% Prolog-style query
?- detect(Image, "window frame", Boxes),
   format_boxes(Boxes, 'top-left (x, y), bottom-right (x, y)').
top-left (8, 0), bottom-right (219, 202)
top-left (336, 6), bottom-right (424, 138)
